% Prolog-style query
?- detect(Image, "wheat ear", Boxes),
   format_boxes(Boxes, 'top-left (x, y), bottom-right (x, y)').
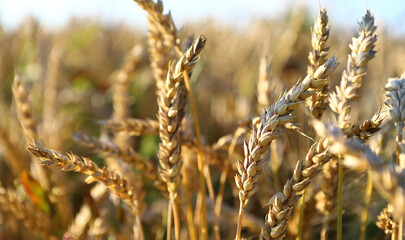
top-left (326, 11), bottom-right (377, 239)
top-left (133, 0), bottom-right (178, 90)
top-left (27, 142), bottom-right (143, 214)
top-left (112, 45), bottom-right (142, 121)
top-left (329, 10), bottom-right (377, 131)
top-left (306, 8), bottom-right (333, 119)
top-left (257, 56), bottom-right (276, 111)
top-left (346, 113), bottom-right (383, 140)
top-left (100, 118), bottom-right (159, 137)
top-left (303, 9), bottom-right (334, 238)
top-left (377, 205), bottom-right (398, 236)
top-left (384, 77), bottom-right (405, 238)
top-left (73, 133), bottom-right (166, 192)
top-left (134, 2), bottom-right (210, 236)
top-left (235, 57), bottom-right (338, 240)
top-left (13, 73), bottom-right (51, 191)
top-left (258, 139), bottom-right (331, 239)
top-left (12, 73), bottom-right (38, 142)
top-left (158, 35), bottom-right (206, 195)
top-left (157, 36), bottom-right (206, 239)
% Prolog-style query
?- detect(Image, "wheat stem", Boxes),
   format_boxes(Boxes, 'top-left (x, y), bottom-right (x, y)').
top-left (214, 126), bottom-right (243, 239)
top-left (236, 203), bottom-right (245, 240)
top-left (135, 214), bottom-right (145, 240)
top-left (171, 199), bottom-right (181, 240)
top-left (296, 190), bottom-right (306, 240)
top-left (271, 141), bottom-right (281, 191)
top-left (182, 69), bottom-right (208, 239)
top-left (205, 163), bottom-right (219, 240)
top-left (214, 162), bottom-right (228, 238)
top-left (181, 163), bottom-right (197, 240)
top-left (337, 157), bottom-right (343, 240)
top-left (167, 201), bottom-right (173, 240)
top-left (360, 168), bottom-right (373, 240)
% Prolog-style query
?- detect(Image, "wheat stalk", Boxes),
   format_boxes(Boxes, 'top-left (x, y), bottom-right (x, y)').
top-left (157, 35), bottom-right (206, 239)
top-left (134, 3), bottom-right (210, 236)
top-left (157, 35), bottom-right (206, 195)
top-left (326, 11), bottom-right (377, 239)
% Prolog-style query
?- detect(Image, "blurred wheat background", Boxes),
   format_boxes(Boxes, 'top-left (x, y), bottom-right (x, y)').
top-left (1, 1), bottom-right (405, 240)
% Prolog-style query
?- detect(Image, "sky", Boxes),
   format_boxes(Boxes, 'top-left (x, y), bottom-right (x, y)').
top-left (0, 0), bottom-right (404, 35)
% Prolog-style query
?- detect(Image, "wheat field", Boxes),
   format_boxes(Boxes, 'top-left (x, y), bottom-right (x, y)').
top-left (1, 1), bottom-right (405, 240)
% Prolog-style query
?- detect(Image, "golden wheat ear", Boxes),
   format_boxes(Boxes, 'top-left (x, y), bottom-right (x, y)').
top-left (12, 73), bottom-right (39, 143)
top-left (259, 138), bottom-right (331, 240)
top-left (306, 8), bottom-right (335, 120)
top-left (329, 10), bottom-right (377, 131)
